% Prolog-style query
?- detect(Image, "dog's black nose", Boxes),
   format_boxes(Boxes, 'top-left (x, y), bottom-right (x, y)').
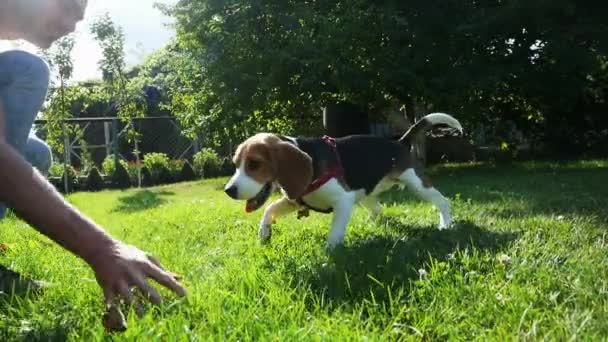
top-left (224, 185), bottom-right (238, 199)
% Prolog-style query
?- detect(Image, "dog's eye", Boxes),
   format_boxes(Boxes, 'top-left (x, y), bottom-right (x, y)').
top-left (247, 159), bottom-right (261, 171)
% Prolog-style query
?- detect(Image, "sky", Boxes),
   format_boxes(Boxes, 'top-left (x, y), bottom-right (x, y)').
top-left (0, 0), bottom-right (177, 82)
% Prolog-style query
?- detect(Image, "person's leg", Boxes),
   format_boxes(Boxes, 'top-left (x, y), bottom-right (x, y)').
top-left (0, 50), bottom-right (51, 294)
top-left (24, 132), bottom-right (53, 176)
top-left (0, 50), bottom-right (50, 220)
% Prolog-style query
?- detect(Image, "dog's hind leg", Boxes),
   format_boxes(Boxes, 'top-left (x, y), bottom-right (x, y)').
top-left (259, 197), bottom-right (298, 243)
top-left (360, 196), bottom-right (383, 218)
top-left (398, 168), bottom-right (452, 229)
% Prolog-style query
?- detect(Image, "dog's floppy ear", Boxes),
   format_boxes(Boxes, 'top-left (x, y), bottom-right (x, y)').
top-left (270, 141), bottom-right (313, 199)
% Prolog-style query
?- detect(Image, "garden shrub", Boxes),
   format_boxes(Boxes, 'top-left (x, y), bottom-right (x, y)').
top-left (193, 148), bottom-right (222, 178)
top-left (60, 165), bottom-right (78, 193)
top-left (143, 152), bottom-right (170, 180)
top-left (157, 165), bottom-right (174, 184)
top-left (220, 157), bottom-right (235, 177)
top-left (49, 163), bottom-right (76, 178)
top-left (102, 155), bottom-right (129, 176)
top-left (111, 161), bottom-right (131, 189)
top-left (141, 166), bottom-right (154, 187)
top-left (169, 159), bottom-right (185, 182)
top-left (179, 162), bottom-right (197, 182)
top-left (85, 167), bottom-right (104, 192)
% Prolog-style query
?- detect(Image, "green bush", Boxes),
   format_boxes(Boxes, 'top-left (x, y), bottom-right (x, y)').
top-left (102, 155), bottom-right (129, 176)
top-left (169, 159), bottom-right (185, 173)
top-left (60, 165), bottom-right (79, 193)
top-left (85, 167), bottom-right (104, 192)
top-left (220, 157), bottom-right (235, 177)
top-left (157, 165), bottom-right (174, 184)
top-left (111, 161), bottom-right (131, 189)
top-left (169, 159), bottom-right (186, 182)
top-left (124, 161), bottom-right (141, 182)
top-left (49, 163), bottom-right (77, 179)
top-left (179, 162), bottom-right (197, 182)
top-left (193, 148), bottom-right (222, 178)
top-left (141, 166), bottom-right (154, 187)
top-left (143, 152), bottom-right (170, 180)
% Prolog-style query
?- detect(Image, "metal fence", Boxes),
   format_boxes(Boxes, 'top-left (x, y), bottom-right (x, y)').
top-left (32, 117), bottom-right (394, 167)
top-left (33, 116), bottom-right (200, 172)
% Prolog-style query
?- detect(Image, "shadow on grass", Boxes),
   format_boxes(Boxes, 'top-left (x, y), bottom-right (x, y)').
top-left (112, 190), bottom-right (175, 213)
top-left (289, 220), bottom-right (518, 306)
top-left (381, 163), bottom-right (608, 221)
top-left (0, 266), bottom-right (69, 341)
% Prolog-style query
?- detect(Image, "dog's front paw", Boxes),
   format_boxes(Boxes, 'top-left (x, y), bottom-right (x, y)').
top-left (439, 216), bottom-right (453, 230)
top-left (258, 224), bottom-right (272, 243)
top-left (325, 238), bottom-right (344, 251)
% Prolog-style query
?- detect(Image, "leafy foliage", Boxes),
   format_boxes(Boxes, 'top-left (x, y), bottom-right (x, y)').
top-left (140, 166), bottom-right (154, 187)
top-left (165, 0), bottom-right (608, 156)
top-left (85, 167), bottom-right (105, 192)
top-left (143, 152), bottom-right (171, 181)
top-left (193, 148), bottom-right (222, 178)
top-left (110, 161), bottom-right (131, 189)
top-left (157, 165), bottom-right (174, 185)
top-left (179, 162), bottom-right (197, 182)
top-left (102, 155), bottom-right (129, 176)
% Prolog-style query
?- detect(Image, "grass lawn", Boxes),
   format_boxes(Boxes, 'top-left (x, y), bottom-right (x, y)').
top-left (1, 160), bottom-right (607, 340)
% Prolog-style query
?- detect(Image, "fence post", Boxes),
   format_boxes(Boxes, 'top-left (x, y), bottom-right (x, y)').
top-left (104, 121), bottom-right (111, 157)
top-left (132, 121), bottom-right (141, 188)
top-left (112, 119), bottom-right (119, 168)
top-left (193, 137), bottom-right (200, 154)
top-left (62, 121), bottom-right (70, 193)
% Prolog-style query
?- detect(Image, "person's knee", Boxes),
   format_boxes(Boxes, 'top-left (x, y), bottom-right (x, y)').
top-left (25, 136), bottom-right (53, 175)
top-left (0, 50), bottom-right (50, 92)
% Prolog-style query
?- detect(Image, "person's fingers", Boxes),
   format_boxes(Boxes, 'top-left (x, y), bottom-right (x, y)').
top-left (146, 255), bottom-right (182, 280)
top-left (131, 275), bottom-right (162, 305)
top-left (116, 281), bottom-right (134, 305)
top-left (103, 286), bottom-right (115, 307)
top-left (142, 262), bottom-right (186, 297)
top-left (146, 255), bottom-right (164, 269)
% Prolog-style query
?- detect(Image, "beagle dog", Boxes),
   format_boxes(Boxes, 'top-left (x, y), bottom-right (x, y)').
top-left (224, 113), bottom-right (463, 248)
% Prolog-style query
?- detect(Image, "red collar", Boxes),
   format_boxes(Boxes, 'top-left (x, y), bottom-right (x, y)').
top-left (300, 135), bottom-right (344, 197)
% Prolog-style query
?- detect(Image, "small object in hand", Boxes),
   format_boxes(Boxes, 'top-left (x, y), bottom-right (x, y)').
top-left (103, 305), bottom-right (127, 332)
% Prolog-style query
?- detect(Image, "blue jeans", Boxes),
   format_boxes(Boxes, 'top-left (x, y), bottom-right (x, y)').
top-left (0, 50), bottom-right (53, 219)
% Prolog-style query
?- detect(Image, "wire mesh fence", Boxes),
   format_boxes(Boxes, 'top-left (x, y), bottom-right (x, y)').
top-left (34, 116), bottom-right (200, 167)
top-left (32, 116), bottom-right (213, 193)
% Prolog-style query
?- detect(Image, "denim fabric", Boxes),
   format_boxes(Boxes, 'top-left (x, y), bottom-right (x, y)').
top-left (0, 50), bottom-right (52, 219)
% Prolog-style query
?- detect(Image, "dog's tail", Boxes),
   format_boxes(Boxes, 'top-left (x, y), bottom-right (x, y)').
top-left (398, 113), bottom-right (463, 143)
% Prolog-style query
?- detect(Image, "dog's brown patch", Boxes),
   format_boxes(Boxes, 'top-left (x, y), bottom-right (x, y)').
top-left (233, 133), bottom-right (313, 199)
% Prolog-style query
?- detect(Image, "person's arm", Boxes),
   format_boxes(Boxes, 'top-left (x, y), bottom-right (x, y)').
top-left (0, 105), bottom-right (185, 306)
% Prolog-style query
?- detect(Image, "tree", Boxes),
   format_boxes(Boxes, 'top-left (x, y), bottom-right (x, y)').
top-left (165, 0), bottom-right (608, 157)
top-left (91, 13), bottom-right (148, 184)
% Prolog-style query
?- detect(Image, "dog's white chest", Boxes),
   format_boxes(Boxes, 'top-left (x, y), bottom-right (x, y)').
top-left (299, 178), bottom-right (347, 211)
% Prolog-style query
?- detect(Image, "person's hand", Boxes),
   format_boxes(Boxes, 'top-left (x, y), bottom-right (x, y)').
top-left (87, 240), bottom-right (186, 308)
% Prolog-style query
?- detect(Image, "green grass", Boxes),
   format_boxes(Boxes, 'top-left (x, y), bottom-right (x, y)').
top-left (1, 160), bottom-right (607, 340)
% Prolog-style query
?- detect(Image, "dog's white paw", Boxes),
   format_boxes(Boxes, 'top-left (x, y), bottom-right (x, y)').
top-left (258, 224), bottom-right (272, 243)
top-left (325, 238), bottom-right (344, 251)
top-left (439, 216), bottom-right (453, 230)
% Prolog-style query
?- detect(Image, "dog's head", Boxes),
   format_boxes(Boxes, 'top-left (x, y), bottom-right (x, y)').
top-left (224, 133), bottom-right (313, 212)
